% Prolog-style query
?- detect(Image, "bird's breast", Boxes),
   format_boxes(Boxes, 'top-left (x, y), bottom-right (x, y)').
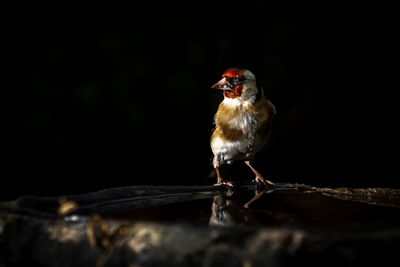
top-left (211, 97), bottom-right (274, 157)
top-left (215, 99), bottom-right (270, 139)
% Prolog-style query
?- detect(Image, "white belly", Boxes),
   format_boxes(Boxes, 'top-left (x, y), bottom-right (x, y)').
top-left (211, 136), bottom-right (255, 167)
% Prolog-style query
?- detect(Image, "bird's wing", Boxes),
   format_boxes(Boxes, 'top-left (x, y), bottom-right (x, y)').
top-left (261, 87), bottom-right (276, 115)
top-left (210, 112), bottom-right (217, 134)
top-left (270, 101), bottom-right (276, 115)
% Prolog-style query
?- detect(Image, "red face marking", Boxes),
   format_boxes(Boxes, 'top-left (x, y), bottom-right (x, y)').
top-left (223, 84), bottom-right (243, 98)
top-left (222, 68), bottom-right (244, 78)
top-left (224, 91), bottom-right (236, 98)
top-left (234, 84), bottom-right (243, 96)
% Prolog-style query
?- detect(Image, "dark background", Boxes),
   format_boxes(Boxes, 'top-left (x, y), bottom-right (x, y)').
top-left (3, 2), bottom-right (398, 200)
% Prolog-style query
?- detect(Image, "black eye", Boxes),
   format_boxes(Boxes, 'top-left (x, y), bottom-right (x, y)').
top-left (225, 76), bottom-right (245, 85)
top-left (232, 77), bottom-right (244, 85)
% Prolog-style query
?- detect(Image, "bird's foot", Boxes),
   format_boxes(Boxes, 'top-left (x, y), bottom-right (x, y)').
top-left (255, 175), bottom-right (275, 191)
top-left (214, 180), bottom-right (234, 188)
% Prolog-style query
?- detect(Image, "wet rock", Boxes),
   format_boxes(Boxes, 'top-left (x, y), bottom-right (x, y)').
top-left (1, 184), bottom-right (400, 266)
top-left (1, 212), bottom-right (400, 266)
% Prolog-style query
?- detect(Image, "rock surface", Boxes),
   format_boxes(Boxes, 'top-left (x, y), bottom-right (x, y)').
top-left (1, 184), bottom-right (400, 266)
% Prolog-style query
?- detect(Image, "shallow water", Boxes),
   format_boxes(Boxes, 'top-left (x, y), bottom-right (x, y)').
top-left (2, 183), bottom-right (400, 266)
top-left (105, 188), bottom-right (400, 229)
top-left (3, 182), bottom-right (400, 229)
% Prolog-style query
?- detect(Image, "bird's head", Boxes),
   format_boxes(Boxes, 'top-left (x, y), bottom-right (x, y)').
top-left (211, 68), bottom-right (258, 101)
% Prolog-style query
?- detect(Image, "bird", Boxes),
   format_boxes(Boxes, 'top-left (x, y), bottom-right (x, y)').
top-left (210, 68), bottom-right (276, 188)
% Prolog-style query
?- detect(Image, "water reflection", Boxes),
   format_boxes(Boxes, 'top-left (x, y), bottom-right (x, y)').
top-left (209, 188), bottom-right (272, 226)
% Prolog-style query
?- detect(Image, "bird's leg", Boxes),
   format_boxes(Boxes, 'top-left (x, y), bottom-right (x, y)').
top-left (244, 161), bottom-right (275, 188)
top-left (214, 167), bottom-right (234, 187)
top-left (244, 189), bottom-right (267, 209)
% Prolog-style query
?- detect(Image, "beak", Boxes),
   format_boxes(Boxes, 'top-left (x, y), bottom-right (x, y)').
top-left (211, 77), bottom-right (233, 91)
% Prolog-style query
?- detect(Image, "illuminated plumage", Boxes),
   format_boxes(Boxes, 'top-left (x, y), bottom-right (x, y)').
top-left (210, 68), bottom-right (275, 188)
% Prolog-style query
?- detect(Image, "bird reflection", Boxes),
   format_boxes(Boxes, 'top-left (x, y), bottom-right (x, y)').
top-left (209, 188), bottom-right (272, 226)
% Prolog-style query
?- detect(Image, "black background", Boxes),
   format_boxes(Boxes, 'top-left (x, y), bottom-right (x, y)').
top-left (3, 2), bottom-right (398, 200)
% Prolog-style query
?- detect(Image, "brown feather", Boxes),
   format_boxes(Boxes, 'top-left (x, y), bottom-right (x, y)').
top-left (213, 96), bottom-right (274, 143)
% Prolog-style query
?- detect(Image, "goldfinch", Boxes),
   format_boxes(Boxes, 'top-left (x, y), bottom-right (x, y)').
top-left (210, 68), bottom-right (276, 188)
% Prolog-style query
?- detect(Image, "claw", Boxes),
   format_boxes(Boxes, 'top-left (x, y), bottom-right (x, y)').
top-left (214, 179), bottom-right (234, 187)
top-left (255, 175), bottom-right (275, 190)
top-left (214, 180), bottom-right (234, 187)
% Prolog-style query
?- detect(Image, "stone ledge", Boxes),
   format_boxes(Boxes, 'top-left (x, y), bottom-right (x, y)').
top-left (1, 212), bottom-right (399, 266)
